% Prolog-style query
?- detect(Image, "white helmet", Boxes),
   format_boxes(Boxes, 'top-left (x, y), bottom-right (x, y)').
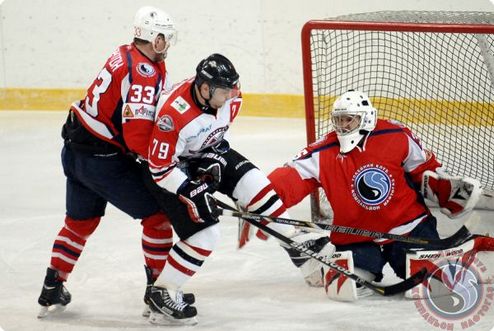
top-left (331, 90), bottom-right (377, 153)
top-left (133, 6), bottom-right (177, 46)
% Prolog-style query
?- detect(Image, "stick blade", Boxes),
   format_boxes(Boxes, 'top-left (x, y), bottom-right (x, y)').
top-left (382, 268), bottom-right (428, 296)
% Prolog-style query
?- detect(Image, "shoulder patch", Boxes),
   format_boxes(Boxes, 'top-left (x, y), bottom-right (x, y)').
top-left (171, 96), bottom-right (190, 114)
top-left (136, 62), bottom-right (156, 77)
top-left (157, 115), bottom-right (174, 132)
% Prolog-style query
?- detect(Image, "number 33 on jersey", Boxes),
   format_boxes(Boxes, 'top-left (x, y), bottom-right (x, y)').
top-left (71, 43), bottom-right (170, 157)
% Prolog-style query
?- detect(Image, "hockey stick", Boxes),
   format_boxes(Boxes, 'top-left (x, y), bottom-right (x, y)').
top-left (212, 199), bottom-right (427, 296)
top-left (215, 199), bottom-right (472, 249)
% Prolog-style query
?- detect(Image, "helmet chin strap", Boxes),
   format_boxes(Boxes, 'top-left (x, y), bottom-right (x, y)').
top-left (206, 86), bottom-right (217, 107)
top-left (200, 85), bottom-right (217, 109)
top-left (152, 38), bottom-right (170, 59)
top-left (194, 83), bottom-right (217, 110)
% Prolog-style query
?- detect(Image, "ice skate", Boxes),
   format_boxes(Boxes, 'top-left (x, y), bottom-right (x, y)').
top-left (147, 286), bottom-right (198, 325)
top-left (142, 266), bottom-right (195, 317)
top-left (37, 268), bottom-right (71, 318)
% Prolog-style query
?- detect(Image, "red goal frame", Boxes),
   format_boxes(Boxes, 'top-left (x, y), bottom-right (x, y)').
top-left (301, 19), bottom-right (494, 145)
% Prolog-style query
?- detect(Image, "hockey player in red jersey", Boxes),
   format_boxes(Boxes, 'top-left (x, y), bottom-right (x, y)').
top-left (140, 53), bottom-right (334, 324)
top-left (37, 6), bottom-right (182, 317)
top-left (268, 90), bottom-right (481, 297)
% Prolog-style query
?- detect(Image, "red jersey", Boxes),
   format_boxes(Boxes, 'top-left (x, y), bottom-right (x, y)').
top-left (269, 119), bottom-right (441, 245)
top-left (148, 78), bottom-right (242, 194)
top-left (70, 43), bottom-right (169, 157)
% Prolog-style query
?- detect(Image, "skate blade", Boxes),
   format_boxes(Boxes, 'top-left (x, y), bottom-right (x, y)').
top-left (142, 305), bottom-right (151, 318)
top-left (37, 304), bottom-right (66, 318)
top-left (149, 311), bottom-right (198, 326)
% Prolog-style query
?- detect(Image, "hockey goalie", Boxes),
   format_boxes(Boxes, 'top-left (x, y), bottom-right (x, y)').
top-left (248, 90), bottom-right (490, 301)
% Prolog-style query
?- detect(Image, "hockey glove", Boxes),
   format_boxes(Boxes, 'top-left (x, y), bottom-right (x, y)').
top-left (177, 180), bottom-right (218, 224)
top-left (187, 152), bottom-right (226, 190)
top-left (195, 152), bottom-right (226, 189)
top-left (421, 169), bottom-right (482, 219)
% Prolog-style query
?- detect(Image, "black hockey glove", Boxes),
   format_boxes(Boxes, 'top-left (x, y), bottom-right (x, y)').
top-left (177, 180), bottom-right (218, 224)
top-left (193, 152), bottom-right (227, 189)
top-left (196, 163), bottom-right (222, 190)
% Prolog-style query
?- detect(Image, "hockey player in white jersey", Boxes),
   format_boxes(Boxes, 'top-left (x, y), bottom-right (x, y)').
top-left (140, 53), bottom-right (334, 324)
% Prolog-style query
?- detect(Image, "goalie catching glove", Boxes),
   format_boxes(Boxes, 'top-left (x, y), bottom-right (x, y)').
top-left (421, 169), bottom-right (481, 219)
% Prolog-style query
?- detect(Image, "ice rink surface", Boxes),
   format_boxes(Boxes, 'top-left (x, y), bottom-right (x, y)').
top-left (0, 111), bottom-right (493, 331)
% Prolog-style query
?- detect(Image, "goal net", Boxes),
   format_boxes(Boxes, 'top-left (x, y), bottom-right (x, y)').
top-left (301, 11), bottom-right (494, 221)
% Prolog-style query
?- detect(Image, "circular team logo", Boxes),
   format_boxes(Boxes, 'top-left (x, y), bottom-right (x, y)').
top-left (413, 257), bottom-right (493, 330)
top-left (137, 62), bottom-right (156, 77)
top-left (352, 165), bottom-right (394, 210)
top-left (157, 115), bottom-right (174, 132)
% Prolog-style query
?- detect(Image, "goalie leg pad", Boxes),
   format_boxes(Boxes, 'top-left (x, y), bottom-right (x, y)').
top-left (298, 235), bottom-right (335, 287)
top-left (323, 251), bottom-right (358, 302)
top-left (405, 236), bottom-right (493, 299)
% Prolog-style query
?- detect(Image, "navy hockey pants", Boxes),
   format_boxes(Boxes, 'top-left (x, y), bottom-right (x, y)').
top-left (335, 215), bottom-right (440, 281)
top-left (62, 145), bottom-right (161, 220)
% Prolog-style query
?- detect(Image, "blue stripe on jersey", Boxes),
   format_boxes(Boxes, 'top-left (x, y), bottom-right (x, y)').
top-left (155, 73), bottom-right (162, 100)
top-left (299, 128), bottom-right (404, 160)
top-left (369, 128), bottom-right (403, 136)
top-left (369, 128), bottom-right (404, 137)
top-left (298, 141), bottom-right (339, 160)
top-left (151, 165), bottom-right (174, 179)
top-left (126, 50), bottom-right (133, 102)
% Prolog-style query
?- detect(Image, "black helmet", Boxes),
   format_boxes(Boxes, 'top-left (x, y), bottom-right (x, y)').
top-left (195, 53), bottom-right (239, 89)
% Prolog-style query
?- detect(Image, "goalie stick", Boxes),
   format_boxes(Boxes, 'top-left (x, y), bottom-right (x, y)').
top-left (212, 199), bottom-right (427, 296)
top-left (215, 199), bottom-right (472, 249)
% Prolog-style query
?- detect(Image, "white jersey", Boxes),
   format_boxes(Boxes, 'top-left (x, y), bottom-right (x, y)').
top-left (148, 78), bottom-right (242, 193)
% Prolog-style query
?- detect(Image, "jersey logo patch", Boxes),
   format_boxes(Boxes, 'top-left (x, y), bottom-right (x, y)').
top-left (136, 63), bottom-right (156, 77)
top-left (189, 126), bottom-right (228, 153)
top-left (171, 96), bottom-right (190, 114)
top-left (123, 105), bottom-right (134, 118)
top-left (351, 164), bottom-right (395, 210)
top-left (122, 103), bottom-right (155, 121)
top-left (157, 115), bottom-right (174, 132)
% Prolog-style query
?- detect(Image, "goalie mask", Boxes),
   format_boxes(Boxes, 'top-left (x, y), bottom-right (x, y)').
top-left (134, 6), bottom-right (177, 52)
top-left (331, 90), bottom-right (377, 153)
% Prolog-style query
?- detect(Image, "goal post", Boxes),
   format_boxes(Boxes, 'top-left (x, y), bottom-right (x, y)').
top-left (301, 11), bottom-right (494, 221)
